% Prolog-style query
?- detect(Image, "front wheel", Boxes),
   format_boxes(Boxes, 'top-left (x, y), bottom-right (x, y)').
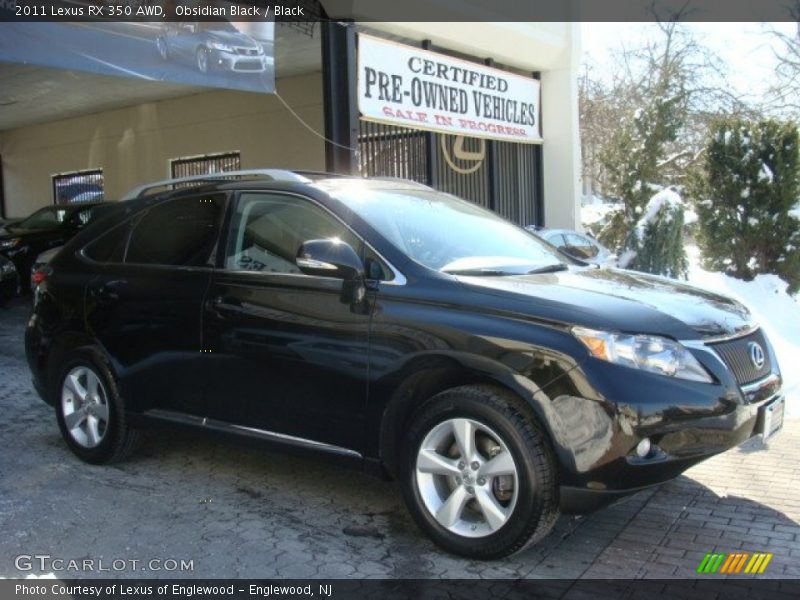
top-left (402, 385), bottom-right (558, 559)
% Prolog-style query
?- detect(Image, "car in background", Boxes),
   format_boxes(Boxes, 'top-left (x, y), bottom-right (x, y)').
top-left (0, 203), bottom-right (113, 289)
top-left (156, 22), bottom-right (272, 74)
top-left (0, 255), bottom-right (18, 305)
top-left (0, 217), bottom-right (22, 231)
top-left (526, 227), bottom-right (617, 267)
top-left (30, 246), bottom-right (61, 294)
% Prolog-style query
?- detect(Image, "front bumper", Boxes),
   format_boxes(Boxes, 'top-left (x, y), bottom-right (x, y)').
top-left (546, 338), bottom-right (783, 514)
top-left (211, 50), bottom-right (269, 73)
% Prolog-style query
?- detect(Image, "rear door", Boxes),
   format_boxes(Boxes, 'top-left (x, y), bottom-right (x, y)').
top-left (202, 191), bottom-right (373, 452)
top-left (84, 193), bottom-right (226, 417)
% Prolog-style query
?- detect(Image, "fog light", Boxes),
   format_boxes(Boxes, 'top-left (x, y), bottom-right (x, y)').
top-left (636, 438), bottom-right (651, 458)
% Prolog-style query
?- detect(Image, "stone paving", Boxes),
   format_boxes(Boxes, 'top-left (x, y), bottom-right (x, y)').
top-left (0, 299), bottom-right (797, 579)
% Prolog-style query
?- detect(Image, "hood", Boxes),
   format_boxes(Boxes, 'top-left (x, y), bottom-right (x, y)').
top-left (457, 267), bottom-right (754, 340)
top-left (207, 31), bottom-right (258, 48)
top-left (1, 225), bottom-right (57, 239)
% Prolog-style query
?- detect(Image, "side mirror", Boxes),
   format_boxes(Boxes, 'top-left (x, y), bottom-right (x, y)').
top-left (296, 239), bottom-right (365, 280)
top-left (296, 239), bottom-right (367, 306)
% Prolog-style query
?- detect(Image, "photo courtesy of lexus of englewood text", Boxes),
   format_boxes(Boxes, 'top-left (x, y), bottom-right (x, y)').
top-left (0, 0), bottom-right (798, 598)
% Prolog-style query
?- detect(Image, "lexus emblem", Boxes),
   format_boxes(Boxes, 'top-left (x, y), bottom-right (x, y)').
top-left (440, 135), bottom-right (486, 175)
top-left (748, 342), bottom-right (765, 369)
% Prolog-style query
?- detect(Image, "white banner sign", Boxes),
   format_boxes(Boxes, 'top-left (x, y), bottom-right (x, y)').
top-left (357, 34), bottom-right (541, 144)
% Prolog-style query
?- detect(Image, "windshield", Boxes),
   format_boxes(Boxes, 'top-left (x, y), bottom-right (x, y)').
top-left (16, 207), bottom-right (69, 231)
top-left (325, 182), bottom-right (565, 275)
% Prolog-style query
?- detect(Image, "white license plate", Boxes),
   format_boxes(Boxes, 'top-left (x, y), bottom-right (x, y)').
top-left (759, 396), bottom-right (785, 441)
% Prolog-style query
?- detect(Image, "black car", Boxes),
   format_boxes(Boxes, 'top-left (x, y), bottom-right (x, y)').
top-left (0, 254), bottom-right (18, 305)
top-left (0, 202), bottom-right (112, 290)
top-left (25, 171), bottom-right (784, 559)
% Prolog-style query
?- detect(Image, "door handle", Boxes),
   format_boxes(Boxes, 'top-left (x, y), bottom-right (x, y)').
top-left (90, 283), bottom-right (122, 306)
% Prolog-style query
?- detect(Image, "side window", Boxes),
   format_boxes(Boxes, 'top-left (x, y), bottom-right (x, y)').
top-left (225, 193), bottom-right (362, 275)
top-left (566, 233), bottom-right (599, 258)
top-left (126, 195), bottom-right (224, 267)
top-left (83, 223), bottom-right (130, 264)
top-left (547, 233), bottom-right (566, 248)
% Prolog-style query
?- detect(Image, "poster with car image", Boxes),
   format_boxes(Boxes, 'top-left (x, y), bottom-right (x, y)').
top-left (0, 6), bottom-right (274, 94)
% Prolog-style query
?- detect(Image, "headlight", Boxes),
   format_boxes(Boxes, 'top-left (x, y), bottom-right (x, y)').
top-left (0, 262), bottom-right (14, 275)
top-left (572, 327), bottom-right (713, 383)
top-left (0, 238), bottom-right (20, 249)
top-left (210, 42), bottom-right (234, 52)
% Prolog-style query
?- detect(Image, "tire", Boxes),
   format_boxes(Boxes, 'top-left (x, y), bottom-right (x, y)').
top-left (196, 47), bottom-right (209, 74)
top-left (53, 348), bottom-right (140, 464)
top-left (401, 384), bottom-right (558, 559)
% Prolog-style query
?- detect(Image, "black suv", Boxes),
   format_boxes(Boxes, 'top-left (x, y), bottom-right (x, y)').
top-left (25, 171), bottom-right (784, 559)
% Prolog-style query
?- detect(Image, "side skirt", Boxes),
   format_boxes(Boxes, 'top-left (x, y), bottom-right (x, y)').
top-left (130, 409), bottom-right (368, 467)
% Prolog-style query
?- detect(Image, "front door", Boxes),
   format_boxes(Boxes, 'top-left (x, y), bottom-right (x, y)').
top-left (203, 191), bottom-right (372, 452)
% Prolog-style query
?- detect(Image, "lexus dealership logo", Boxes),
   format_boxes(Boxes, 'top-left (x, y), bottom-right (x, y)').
top-left (440, 135), bottom-right (486, 174)
top-left (748, 342), bottom-right (765, 369)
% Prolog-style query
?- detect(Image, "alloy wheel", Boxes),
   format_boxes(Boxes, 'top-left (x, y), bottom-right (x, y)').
top-left (415, 417), bottom-right (519, 538)
top-left (61, 366), bottom-right (109, 448)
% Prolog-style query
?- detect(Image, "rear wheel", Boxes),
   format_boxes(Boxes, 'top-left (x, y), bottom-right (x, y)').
top-left (401, 385), bottom-right (558, 559)
top-left (54, 350), bottom-right (139, 464)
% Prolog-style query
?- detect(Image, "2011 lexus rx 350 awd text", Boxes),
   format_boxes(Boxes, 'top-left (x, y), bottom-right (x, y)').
top-left (25, 170), bottom-right (784, 559)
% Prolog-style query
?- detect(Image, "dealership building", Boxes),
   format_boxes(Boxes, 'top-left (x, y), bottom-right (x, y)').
top-left (0, 13), bottom-right (581, 229)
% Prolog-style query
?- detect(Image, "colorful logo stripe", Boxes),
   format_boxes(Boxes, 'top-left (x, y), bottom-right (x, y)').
top-left (697, 552), bottom-right (773, 574)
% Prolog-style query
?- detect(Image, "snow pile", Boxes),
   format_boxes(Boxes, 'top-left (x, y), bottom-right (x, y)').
top-left (686, 245), bottom-right (800, 417)
top-left (634, 188), bottom-right (683, 241)
top-left (617, 188), bottom-right (684, 269)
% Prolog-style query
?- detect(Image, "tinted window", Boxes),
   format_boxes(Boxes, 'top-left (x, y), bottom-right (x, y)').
top-left (545, 233), bottom-right (566, 248)
top-left (83, 225), bottom-right (129, 263)
top-left (565, 233), bottom-right (599, 258)
top-left (225, 193), bottom-right (361, 275)
top-left (17, 207), bottom-right (69, 230)
top-left (126, 195), bottom-right (224, 267)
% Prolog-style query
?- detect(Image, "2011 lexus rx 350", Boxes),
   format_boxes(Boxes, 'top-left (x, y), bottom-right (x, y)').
top-left (25, 171), bottom-right (784, 559)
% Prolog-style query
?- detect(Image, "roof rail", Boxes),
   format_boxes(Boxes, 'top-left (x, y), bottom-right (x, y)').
top-left (369, 176), bottom-right (434, 190)
top-left (120, 169), bottom-right (312, 200)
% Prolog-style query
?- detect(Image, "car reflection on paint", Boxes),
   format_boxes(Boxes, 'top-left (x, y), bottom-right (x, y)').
top-left (156, 22), bottom-right (272, 74)
top-left (526, 226), bottom-right (617, 267)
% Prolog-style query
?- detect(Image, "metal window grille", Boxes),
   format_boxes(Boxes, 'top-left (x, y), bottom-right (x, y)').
top-left (358, 121), bottom-right (429, 184)
top-left (170, 152), bottom-right (242, 180)
top-left (358, 121), bottom-right (542, 226)
top-left (52, 169), bottom-right (104, 205)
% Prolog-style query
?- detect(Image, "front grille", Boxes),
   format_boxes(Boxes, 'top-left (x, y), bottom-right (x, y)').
top-left (233, 60), bottom-right (263, 71)
top-left (710, 328), bottom-right (771, 385)
top-left (235, 47), bottom-right (258, 56)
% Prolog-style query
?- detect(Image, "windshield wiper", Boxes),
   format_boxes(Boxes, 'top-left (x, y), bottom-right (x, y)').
top-left (527, 264), bottom-right (569, 275)
top-left (443, 268), bottom-right (518, 276)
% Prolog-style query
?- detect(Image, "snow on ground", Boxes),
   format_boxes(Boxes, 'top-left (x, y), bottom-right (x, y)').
top-left (686, 244), bottom-right (800, 417)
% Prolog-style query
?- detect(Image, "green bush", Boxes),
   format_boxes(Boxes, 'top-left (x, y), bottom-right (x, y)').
top-left (620, 188), bottom-right (688, 279)
top-left (692, 118), bottom-right (800, 293)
